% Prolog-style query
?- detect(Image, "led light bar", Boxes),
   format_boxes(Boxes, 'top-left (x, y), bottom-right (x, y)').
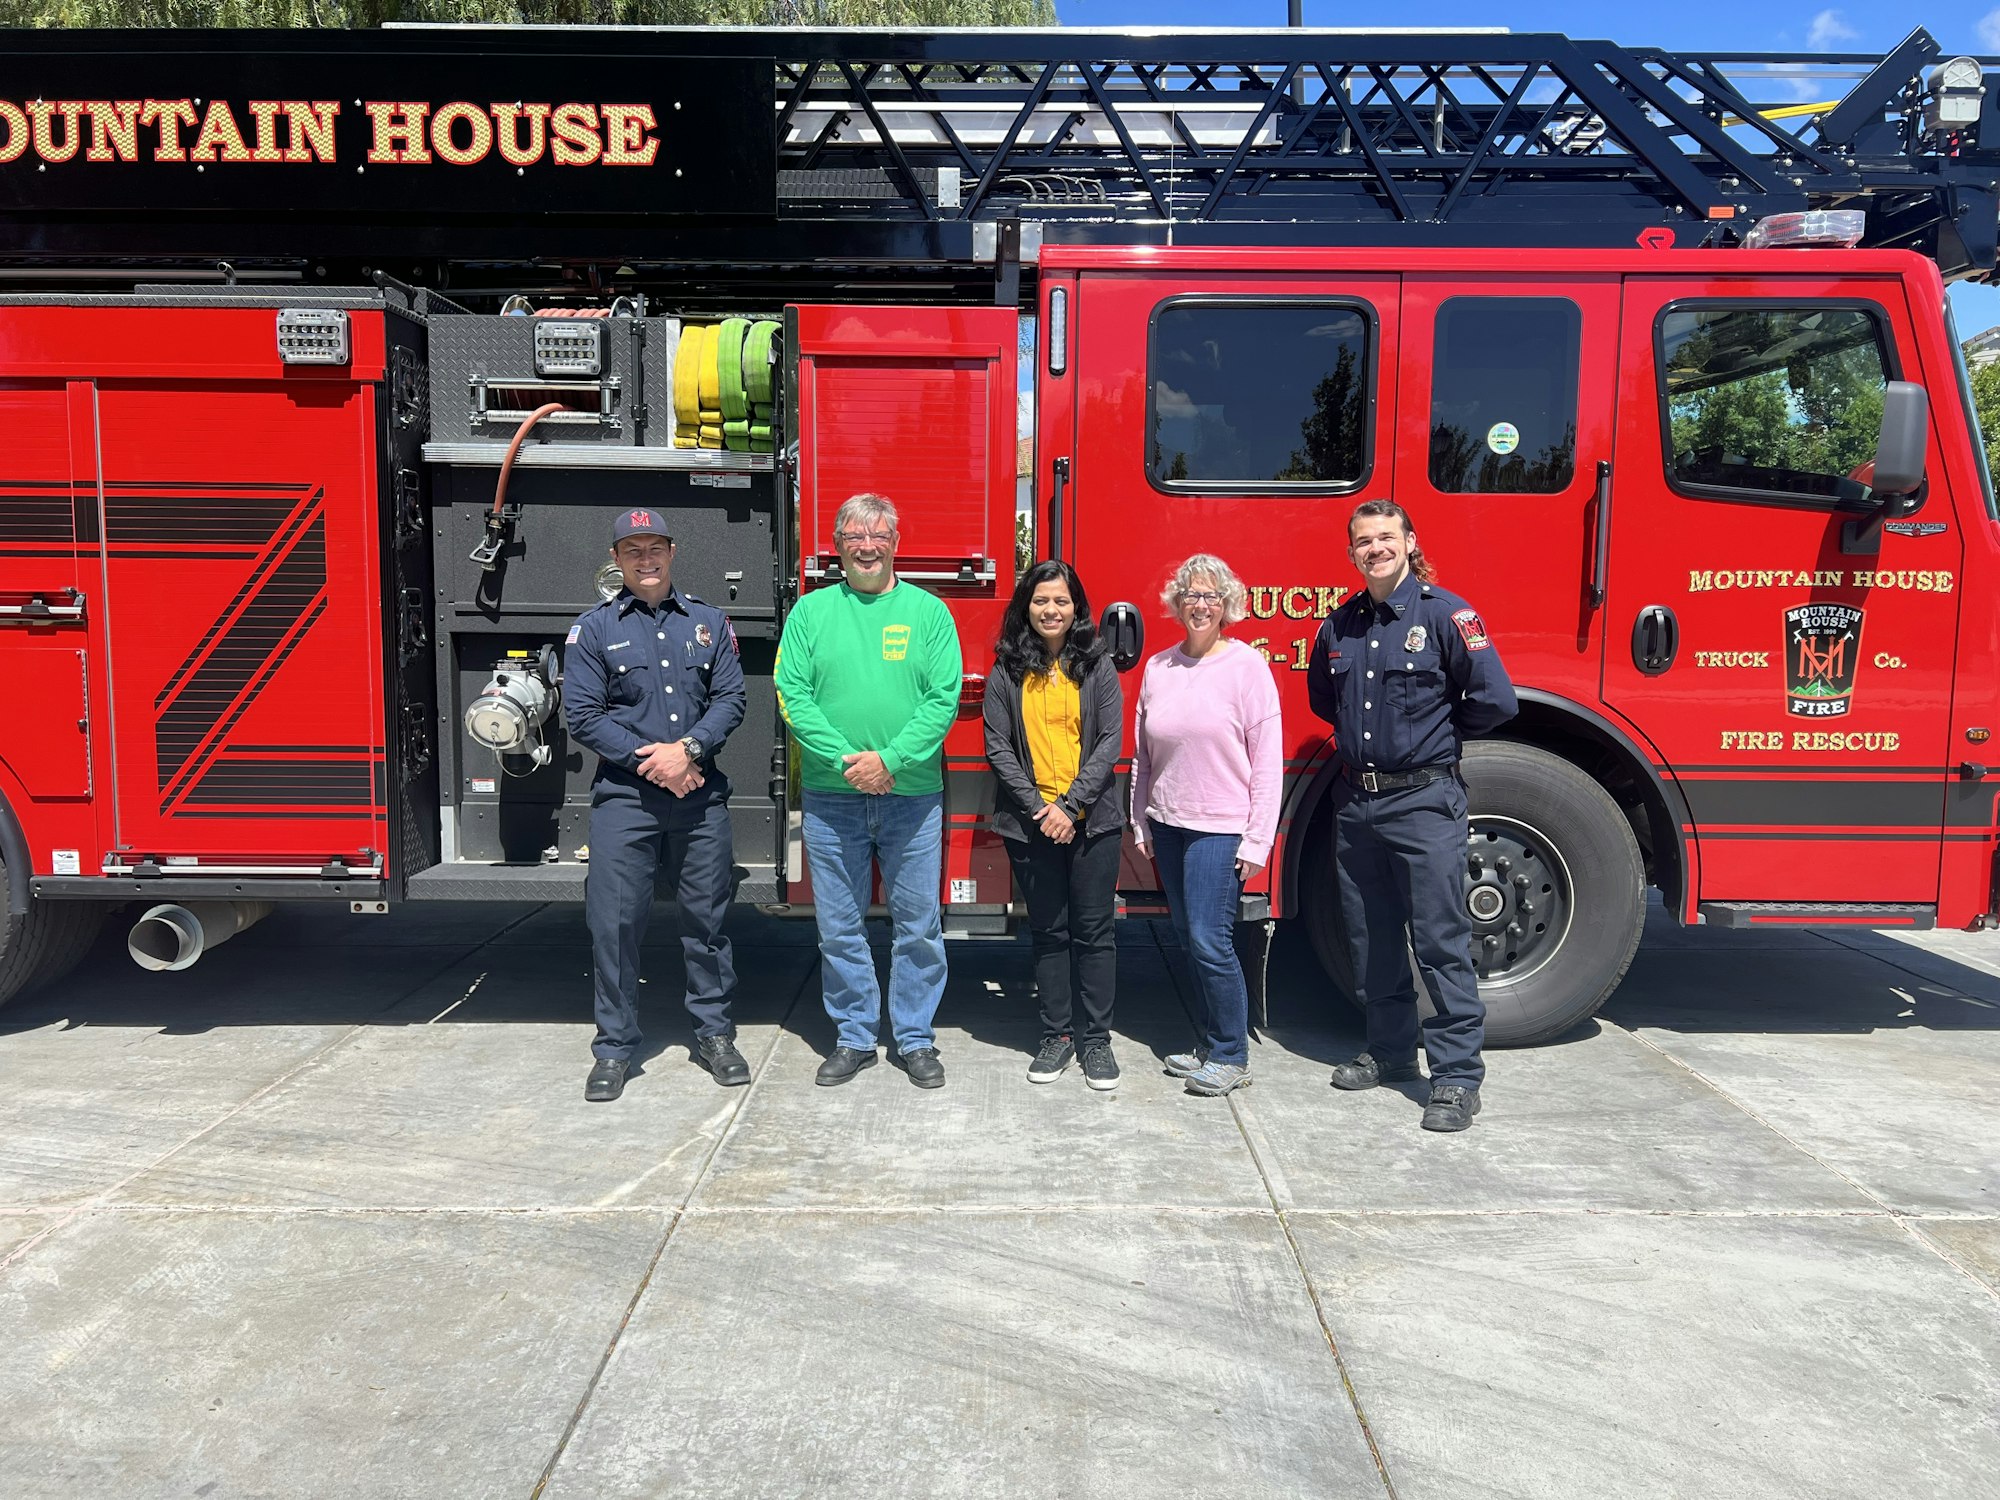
top-left (534, 321), bottom-right (605, 378)
top-left (275, 308), bottom-right (350, 365)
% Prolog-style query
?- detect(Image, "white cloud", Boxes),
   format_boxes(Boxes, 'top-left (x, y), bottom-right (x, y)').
top-left (1807, 8), bottom-right (1859, 50)
top-left (1979, 8), bottom-right (2000, 50)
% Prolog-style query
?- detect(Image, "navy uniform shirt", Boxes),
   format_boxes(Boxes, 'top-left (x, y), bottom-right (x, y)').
top-left (1307, 571), bottom-right (1518, 774)
top-left (563, 586), bottom-right (747, 802)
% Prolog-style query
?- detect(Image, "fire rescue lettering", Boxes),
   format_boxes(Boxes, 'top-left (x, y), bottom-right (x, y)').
top-left (0, 99), bottom-right (661, 168)
top-left (1687, 568), bottom-right (1954, 593)
top-left (1720, 729), bottom-right (1902, 752)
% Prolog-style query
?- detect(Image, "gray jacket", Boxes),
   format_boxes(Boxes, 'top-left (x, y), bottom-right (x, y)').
top-left (983, 654), bottom-right (1126, 841)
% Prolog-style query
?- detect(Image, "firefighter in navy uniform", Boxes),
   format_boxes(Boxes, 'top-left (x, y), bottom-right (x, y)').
top-left (1307, 500), bottom-right (1517, 1133)
top-left (565, 508), bottom-right (748, 1102)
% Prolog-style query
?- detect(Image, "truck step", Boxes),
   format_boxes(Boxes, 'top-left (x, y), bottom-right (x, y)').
top-left (1697, 901), bottom-right (1936, 930)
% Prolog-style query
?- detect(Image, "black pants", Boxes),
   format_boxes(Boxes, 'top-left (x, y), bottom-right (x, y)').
top-left (585, 775), bottom-right (736, 1060)
top-left (1332, 776), bottom-right (1485, 1087)
top-left (1005, 826), bottom-right (1119, 1045)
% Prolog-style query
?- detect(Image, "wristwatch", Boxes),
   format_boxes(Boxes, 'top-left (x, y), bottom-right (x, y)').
top-left (680, 735), bottom-right (704, 762)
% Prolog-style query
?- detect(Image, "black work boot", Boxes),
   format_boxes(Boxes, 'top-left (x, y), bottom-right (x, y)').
top-left (1330, 1052), bottom-right (1423, 1092)
top-left (1422, 1083), bottom-right (1482, 1133)
top-left (815, 1046), bottom-right (879, 1086)
top-left (694, 1034), bottom-right (751, 1087)
top-left (585, 1058), bottom-right (630, 1103)
top-left (896, 1046), bottom-right (946, 1089)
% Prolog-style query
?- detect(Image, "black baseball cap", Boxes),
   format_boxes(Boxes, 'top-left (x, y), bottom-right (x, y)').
top-left (611, 507), bottom-right (672, 543)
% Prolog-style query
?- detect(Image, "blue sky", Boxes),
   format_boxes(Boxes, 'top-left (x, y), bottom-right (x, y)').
top-left (1052, 1), bottom-right (2000, 331)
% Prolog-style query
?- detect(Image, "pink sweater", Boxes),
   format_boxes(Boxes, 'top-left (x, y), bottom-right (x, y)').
top-left (1130, 640), bottom-right (1284, 866)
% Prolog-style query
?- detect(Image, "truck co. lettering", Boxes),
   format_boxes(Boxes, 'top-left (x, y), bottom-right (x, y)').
top-left (1695, 651), bottom-right (1770, 667)
top-left (1247, 584), bottom-right (1349, 621)
top-left (0, 98), bottom-right (661, 168)
top-left (1688, 568), bottom-right (1954, 593)
top-left (1719, 729), bottom-right (1902, 752)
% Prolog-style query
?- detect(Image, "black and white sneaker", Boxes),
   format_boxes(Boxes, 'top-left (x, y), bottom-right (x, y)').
top-left (1079, 1041), bottom-right (1121, 1092)
top-left (1027, 1035), bottom-right (1075, 1083)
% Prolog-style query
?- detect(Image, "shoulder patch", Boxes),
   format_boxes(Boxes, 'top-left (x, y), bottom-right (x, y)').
top-left (565, 623), bottom-right (582, 645)
top-left (1452, 608), bottom-right (1490, 651)
top-left (726, 618), bottom-right (740, 657)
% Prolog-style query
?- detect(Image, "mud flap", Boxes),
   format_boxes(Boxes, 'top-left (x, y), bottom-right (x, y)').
top-left (1236, 916), bottom-right (1277, 1035)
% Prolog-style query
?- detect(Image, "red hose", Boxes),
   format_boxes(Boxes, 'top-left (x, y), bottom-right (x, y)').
top-left (491, 402), bottom-right (567, 518)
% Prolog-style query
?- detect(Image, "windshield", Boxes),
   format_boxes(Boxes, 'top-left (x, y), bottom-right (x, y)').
top-left (1943, 297), bottom-right (1998, 522)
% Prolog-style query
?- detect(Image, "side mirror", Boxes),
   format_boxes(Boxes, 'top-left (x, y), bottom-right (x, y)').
top-left (1870, 380), bottom-right (1928, 498)
top-left (1099, 602), bottom-right (1144, 673)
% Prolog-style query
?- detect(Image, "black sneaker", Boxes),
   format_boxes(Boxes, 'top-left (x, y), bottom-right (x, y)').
top-left (585, 1057), bottom-right (629, 1102)
top-left (897, 1046), bottom-right (946, 1089)
top-left (815, 1046), bottom-right (879, 1086)
top-left (1422, 1083), bottom-right (1482, 1132)
top-left (693, 1034), bottom-right (751, 1087)
top-left (1330, 1052), bottom-right (1424, 1092)
top-left (1027, 1036), bottom-right (1075, 1083)
top-left (1079, 1041), bottom-right (1121, 1092)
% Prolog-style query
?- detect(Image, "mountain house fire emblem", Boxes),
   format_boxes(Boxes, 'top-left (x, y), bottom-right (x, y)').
top-left (1784, 603), bottom-right (1865, 717)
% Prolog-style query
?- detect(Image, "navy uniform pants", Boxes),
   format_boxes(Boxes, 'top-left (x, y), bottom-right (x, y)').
top-left (585, 774), bottom-right (736, 1060)
top-left (1332, 775), bottom-right (1485, 1086)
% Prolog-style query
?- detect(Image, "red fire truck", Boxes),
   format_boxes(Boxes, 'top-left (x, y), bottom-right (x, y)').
top-left (2, 26), bottom-right (1998, 1044)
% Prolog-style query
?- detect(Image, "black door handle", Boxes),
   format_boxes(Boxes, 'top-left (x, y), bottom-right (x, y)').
top-left (1048, 456), bottom-right (1071, 563)
top-left (1587, 459), bottom-right (1612, 608)
top-left (1099, 602), bottom-right (1144, 672)
top-left (1631, 604), bottom-right (1678, 675)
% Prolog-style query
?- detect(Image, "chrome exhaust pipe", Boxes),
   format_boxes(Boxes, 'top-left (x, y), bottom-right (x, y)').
top-left (127, 901), bottom-right (274, 973)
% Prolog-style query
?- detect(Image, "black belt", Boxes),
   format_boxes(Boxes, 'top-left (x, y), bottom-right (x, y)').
top-left (1344, 763), bottom-right (1456, 794)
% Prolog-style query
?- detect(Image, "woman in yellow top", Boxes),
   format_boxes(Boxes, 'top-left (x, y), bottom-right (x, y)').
top-left (984, 561), bottom-right (1127, 1089)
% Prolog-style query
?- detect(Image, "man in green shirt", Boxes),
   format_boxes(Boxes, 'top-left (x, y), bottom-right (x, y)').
top-left (775, 493), bottom-right (962, 1088)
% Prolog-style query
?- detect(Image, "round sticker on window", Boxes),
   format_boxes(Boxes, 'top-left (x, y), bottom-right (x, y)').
top-left (1486, 421), bottom-right (1520, 456)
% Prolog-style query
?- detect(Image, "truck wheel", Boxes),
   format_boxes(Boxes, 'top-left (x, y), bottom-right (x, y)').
top-left (1299, 741), bottom-right (1645, 1046)
top-left (0, 867), bottom-right (107, 1010)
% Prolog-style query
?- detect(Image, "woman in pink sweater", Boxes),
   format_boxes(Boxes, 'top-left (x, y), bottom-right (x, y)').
top-left (1131, 553), bottom-right (1283, 1096)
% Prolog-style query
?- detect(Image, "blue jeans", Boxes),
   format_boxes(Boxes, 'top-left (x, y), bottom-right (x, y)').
top-left (1150, 822), bottom-right (1249, 1066)
top-left (801, 790), bottom-right (947, 1052)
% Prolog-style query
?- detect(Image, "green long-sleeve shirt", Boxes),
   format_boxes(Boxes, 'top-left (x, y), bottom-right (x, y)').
top-left (774, 579), bottom-right (963, 796)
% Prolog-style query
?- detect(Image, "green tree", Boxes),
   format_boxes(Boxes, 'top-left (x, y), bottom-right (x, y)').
top-left (1278, 344), bottom-right (1364, 483)
top-left (1970, 358), bottom-right (2000, 479)
top-left (10, 0), bottom-right (1052, 24)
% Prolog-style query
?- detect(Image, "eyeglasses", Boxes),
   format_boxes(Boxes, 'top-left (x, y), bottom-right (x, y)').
top-left (1181, 591), bottom-right (1224, 606)
top-left (836, 531), bottom-right (895, 545)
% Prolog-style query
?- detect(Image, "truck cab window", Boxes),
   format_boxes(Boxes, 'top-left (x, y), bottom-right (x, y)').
top-left (1148, 301), bottom-right (1371, 491)
top-left (1429, 297), bottom-right (1580, 494)
top-left (1660, 304), bottom-right (1893, 505)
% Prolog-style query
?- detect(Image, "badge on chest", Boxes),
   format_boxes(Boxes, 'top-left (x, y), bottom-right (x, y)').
top-left (1404, 625), bottom-right (1428, 653)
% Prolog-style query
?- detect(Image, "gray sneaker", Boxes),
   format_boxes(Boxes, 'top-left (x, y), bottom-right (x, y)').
top-left (1183, 1059), bottom-right (1251, 1096)
top-left (1028, 1036), bottom-right (1075, 1083)
top-left (1079, 1041), bottom-right (1121, 1092)
top-left (1163, 1049), bottom-right (1209, 1078)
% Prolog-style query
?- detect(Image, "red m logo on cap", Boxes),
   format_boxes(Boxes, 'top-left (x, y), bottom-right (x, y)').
top-left (629, 510), bottom-right (653, 527)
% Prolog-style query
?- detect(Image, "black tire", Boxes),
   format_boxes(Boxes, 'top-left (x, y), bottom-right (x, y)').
top-left (0, 857), bottom-right (108, 1010)
top-left (1299, 740), bottom-right (1645, 1047)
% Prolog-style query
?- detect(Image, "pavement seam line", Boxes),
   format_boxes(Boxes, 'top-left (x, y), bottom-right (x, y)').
top-left (1616, 1021), bottom-right (2000, 1303)
top-left (529, 948), bottom-right (815, 1499)
top-left (1227, 1089), bottom-right (1401, 1500)
top-left (0, 905), bottom-right (558, 1275)
top-left (1147, 921), bottom-right (1400, 1500)
top-left (14, 1202), bottom-right (1984, 1220)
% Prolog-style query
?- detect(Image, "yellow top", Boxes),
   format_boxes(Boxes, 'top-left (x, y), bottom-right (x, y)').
top-left (1021, 667), bottom-right (1083, 807)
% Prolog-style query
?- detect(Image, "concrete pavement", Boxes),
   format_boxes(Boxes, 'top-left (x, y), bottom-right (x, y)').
top-left (0, 898), bottom-right (1995, 1499)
